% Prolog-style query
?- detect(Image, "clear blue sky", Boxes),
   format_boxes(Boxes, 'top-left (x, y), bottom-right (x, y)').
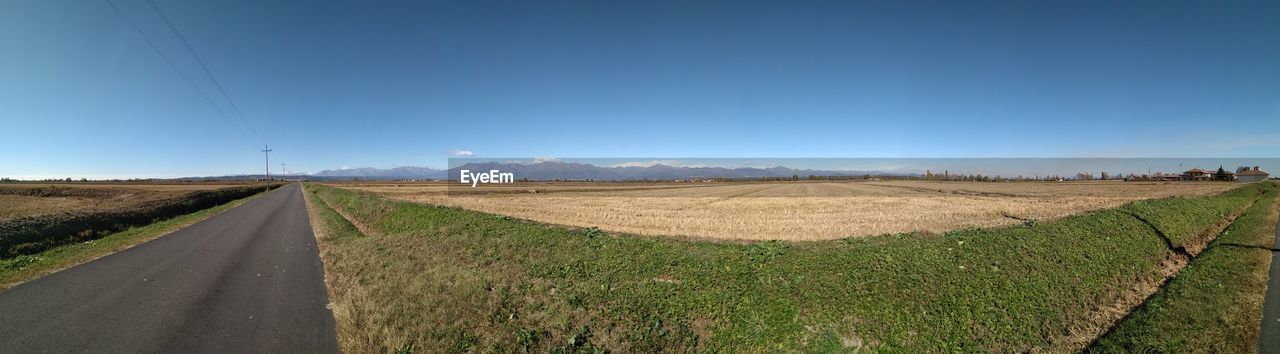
top-left (1, 0), bottom-right (1277, 179)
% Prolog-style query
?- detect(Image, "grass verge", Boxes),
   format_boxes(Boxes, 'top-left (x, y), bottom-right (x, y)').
top-left (1090, 181), bottom-right (1279, 352)
top-left (1121, 184), bottom-right (1263, 252)
top-left (302, 182), bottom-right (388, 353)
top-left (0, 184), bottom-right (279, 257)
top-left (305, 182), bottom-right (1273, 352)
top-left (0, 189), bottom-right (272, 290)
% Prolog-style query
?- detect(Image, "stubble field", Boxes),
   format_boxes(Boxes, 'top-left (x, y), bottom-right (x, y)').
top-left (340, 180), bottom-right (1236, 240)
top-left (0, 183), bottom-right (253, 222)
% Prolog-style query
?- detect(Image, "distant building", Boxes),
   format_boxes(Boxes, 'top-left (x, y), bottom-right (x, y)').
top-left (1237, 166), bottom-right (1271, 182)
top-left (1182, 168), bottom-right (1212, 181)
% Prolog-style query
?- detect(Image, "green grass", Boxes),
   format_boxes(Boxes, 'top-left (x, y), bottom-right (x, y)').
top-left (305, 182), bottom-right (1274, 352)
top-left (1090, 181), bottom-right (1279, 353)
top-left (1120, 183), bottom-right (1265, 249)
top-left (0, 190), bottom-right (270, 290)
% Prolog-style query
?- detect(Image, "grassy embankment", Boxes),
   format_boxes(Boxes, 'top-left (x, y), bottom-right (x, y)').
top-left (304, 182), bottom-right (1274, 352)
top-left (1091, 182), bottom-right (1279, 352)
top-left (0, 185), bottom-right (278, 257)
top-left (0, 185), bottom-right (279, 290)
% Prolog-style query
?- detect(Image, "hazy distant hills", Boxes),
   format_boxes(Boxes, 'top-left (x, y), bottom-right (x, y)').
top-left (308, 161), bottom-right (892, 181)
top-left (312, 166), bottom-right (446, 179)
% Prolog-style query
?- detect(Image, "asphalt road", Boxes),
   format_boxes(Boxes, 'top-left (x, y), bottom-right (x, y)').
top-left (0, 183), bottom-right (338, 353)
top-left (1262, 216), bottom-right (1280, 354)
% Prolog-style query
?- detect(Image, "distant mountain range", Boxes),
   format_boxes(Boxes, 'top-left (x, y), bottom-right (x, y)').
top-left (306, 162), bottom-right (898, 181)
top-left (312, 166), bottom-right (446, 179)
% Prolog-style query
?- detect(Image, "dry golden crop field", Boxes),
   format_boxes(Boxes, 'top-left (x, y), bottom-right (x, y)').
top-left (340, 180), bottom-right (1238, 241)
top-left (0, 183), bottom-right (249, 221)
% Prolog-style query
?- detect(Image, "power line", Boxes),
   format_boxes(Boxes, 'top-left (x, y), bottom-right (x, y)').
top-left (103, 0), bottom-right (254, 141)
top-left (142, 0), bottom-right (262, 143)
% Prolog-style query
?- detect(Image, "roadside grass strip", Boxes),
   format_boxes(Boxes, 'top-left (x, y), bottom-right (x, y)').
top-left (302, 185), bottom-right (384, 353)
top-left (305, 182), bottom-right (1273, 352)
top-left (1090, 181), bottom-right (1278, 352)
top-left (1120, 184), bottom-right (1265, 254)
top-left (0, 189), bottom-right (275, 290)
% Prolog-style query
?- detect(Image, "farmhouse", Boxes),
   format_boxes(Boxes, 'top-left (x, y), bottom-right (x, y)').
top-left (1237, 166), bottom-right (1271, 182)
top-left (1182, 168), bottom-right (1212, 181)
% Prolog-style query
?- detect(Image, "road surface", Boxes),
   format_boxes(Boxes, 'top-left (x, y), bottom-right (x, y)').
top-left (1262, 216), bottom-right (1280, 354)
top-left (0, 183), bottom-right (338, 353)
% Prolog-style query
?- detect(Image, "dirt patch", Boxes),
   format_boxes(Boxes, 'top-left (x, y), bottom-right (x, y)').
top-left (999, 211), bottom-right (1034, 222)
top-left (1185, 212), bottom-right (1245, 256)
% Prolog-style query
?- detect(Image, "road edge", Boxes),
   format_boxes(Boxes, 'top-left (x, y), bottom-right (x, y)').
top-left (1260, 199), bottom-right (1280, 353)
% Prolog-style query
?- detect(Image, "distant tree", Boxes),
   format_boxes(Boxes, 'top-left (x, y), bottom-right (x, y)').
top-left (791, 174), bottom-right (799, 181)
top-left (65, 177), bottom-right (72, 182)
top-left (1215, 167), bottom-right (1233, 181)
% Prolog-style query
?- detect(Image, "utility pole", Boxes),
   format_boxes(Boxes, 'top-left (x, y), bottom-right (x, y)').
top-left (261, 145), bottom-right (272, 188)
top-left (280, 163), bottom-right (288, 180)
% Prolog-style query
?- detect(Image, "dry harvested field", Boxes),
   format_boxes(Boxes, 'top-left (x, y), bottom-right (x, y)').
top-left (340, 180), bottom-right (1238, 241)
top-left (0, 183), bottom-right (251, 222)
